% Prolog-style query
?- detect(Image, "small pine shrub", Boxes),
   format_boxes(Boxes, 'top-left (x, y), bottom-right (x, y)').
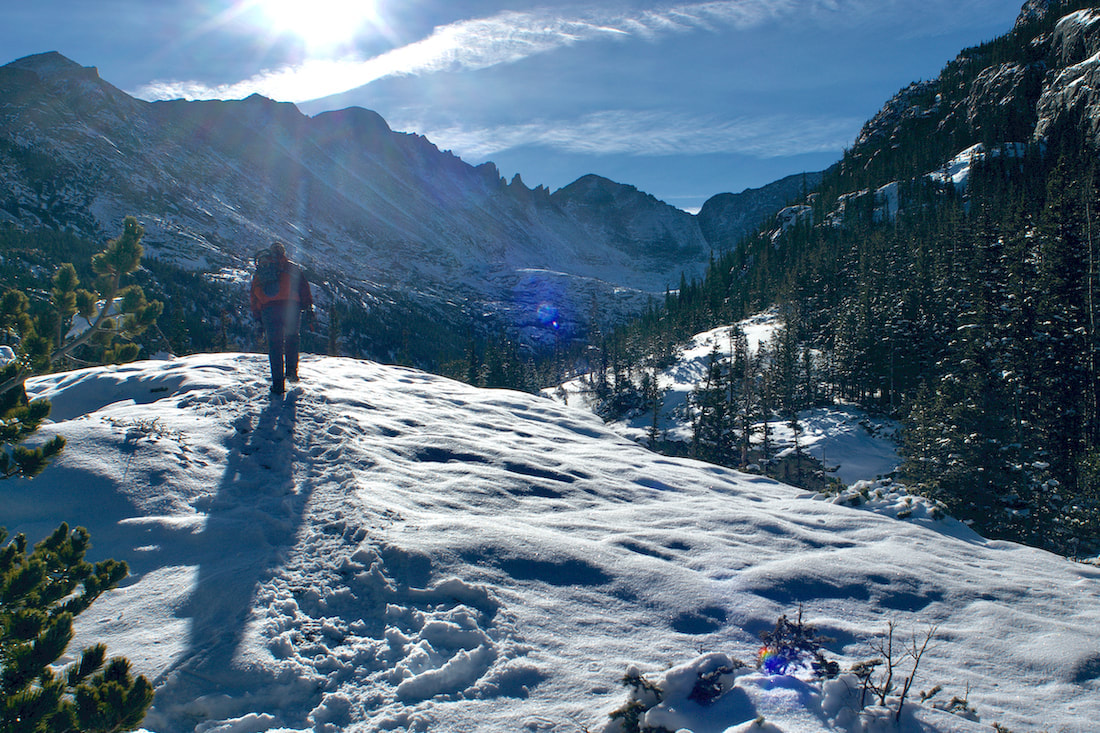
top-left (607, 670), bottom-right (666, 733)
top-left (0, 523), bottom-right (154, 732)
top-left (687, 663), bottom-right (739, 706)
top-left (757, 606), bottom-right (839, 679)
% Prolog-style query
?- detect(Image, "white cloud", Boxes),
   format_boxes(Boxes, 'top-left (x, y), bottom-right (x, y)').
top-left (406, 109), bottom-right (862, 159)
top-left (133, 0), bottom-right (843, 103)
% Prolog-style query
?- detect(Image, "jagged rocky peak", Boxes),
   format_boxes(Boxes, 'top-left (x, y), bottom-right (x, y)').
top-left (505, 172), bottom-right (549, 201)
top-left (1016, 0), bottom-right (1056, 27)
top-left (852, 80), bottom-right (940, 150)
top-left (1014, 0), bottom-right (1100, 38)
top-left (552, 173), bottom-right (665, 210)
top-left (1, 51), bottom-right (143, 124)
top-left (5, 51), bottom-right (93, 78)
top-left (474, 161), bottom-right (504, 188)
top-left (2, 51), bottom-right (110, 97)
top-left (1010, 0), bottom-right (1093, 29)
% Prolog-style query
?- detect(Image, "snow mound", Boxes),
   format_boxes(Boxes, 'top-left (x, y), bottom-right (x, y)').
top-left (817, 479), bottom-right (947, 523)
top-left (3, 353), bottom-right (1099, 732)
top-left (621, 653), bottom-right (989, 733)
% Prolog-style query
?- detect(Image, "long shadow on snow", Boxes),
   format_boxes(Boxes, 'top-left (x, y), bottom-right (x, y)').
top-left (147, 391), bottom-right (313, 729)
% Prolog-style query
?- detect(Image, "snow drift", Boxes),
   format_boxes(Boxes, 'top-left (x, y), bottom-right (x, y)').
top-left (2, 353), bottom-right (1098, 732)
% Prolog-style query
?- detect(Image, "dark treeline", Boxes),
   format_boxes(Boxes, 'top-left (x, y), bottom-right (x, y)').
top-left (590, 106), bottom-right (1100, 556)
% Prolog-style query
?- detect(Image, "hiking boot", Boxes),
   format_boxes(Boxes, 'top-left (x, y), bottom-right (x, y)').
top-left (270, 380), bottom-right (285, 396)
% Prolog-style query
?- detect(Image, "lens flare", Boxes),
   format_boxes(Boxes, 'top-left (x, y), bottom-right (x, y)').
top-left (536, 303), bottom-right (561, 330)
top-left (757, 646), bottom-right (791, 675)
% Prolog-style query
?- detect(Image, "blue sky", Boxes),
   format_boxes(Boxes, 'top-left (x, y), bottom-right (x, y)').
top-left (6, 0), bottom-right (1025, 211)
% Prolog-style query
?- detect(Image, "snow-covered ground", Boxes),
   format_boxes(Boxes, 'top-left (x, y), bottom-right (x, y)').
top-left (4, 353), bottom-right (1099, 732)
top-left (926, 143), bottom-right (1030, 190)
top-left (546, 311), bottom-right (903, 487)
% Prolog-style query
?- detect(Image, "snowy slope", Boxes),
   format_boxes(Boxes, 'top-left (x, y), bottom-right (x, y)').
top-left (3, 354), bottom-right (1099, 732)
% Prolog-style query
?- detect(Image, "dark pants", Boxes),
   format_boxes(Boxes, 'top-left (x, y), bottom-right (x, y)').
top-left (261, 304), bottom-right (302, 390)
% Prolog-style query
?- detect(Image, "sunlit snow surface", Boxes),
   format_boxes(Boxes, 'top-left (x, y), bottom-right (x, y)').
top-left (4, 353), bottom-right (1099, 732)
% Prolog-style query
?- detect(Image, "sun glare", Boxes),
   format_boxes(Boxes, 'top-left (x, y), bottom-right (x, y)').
top-left (259, 0), bottom-right (378, 50)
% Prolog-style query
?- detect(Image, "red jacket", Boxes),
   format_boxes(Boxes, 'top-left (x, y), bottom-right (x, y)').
top-left (250, 256), bottom-right (313, 318)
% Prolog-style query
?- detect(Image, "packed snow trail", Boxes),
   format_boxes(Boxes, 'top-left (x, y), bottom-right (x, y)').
top-left (4, 353), bottom-right (1099, 732)
top-left (150, 378), bottom-right (347, 727)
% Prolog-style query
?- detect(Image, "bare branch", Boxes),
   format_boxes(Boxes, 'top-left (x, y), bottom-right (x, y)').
top-left (895, 623), bottom-right (939, 721)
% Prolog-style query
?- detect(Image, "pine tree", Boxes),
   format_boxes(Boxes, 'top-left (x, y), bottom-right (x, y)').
top-left (0, 218), bottom-right (162, 479)
top-left (1035, 153), bottom-right (1090, 488)
top-left (641, 367), bottom-right (663, 447)
top-left (730, 327), bottom-right (755, 468)
top-left (48, 217), bottom-right (162, 367)
top-left (0, 523), bottom-right (154, 732)
top-left (326, 307), bottom-right (340, 357)
top-left (0, 217), bottom-right (163, 401)
top-left (690, 345), bottom-right (732, 464)
top-left (0, 370), bottom-right (64, 480)
top-left (758, 339), bottom-right (777, 465)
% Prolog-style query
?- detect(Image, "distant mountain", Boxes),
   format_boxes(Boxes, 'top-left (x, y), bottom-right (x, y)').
top-left (0, 52), bottom-right (805, 354)
top-left (696, 171), bottom-right (823, 251)
top-left (550, 174), bottom-right (706, 273)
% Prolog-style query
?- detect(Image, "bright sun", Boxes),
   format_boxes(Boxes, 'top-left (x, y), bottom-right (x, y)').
top-left (259, 0), bottom-right (378, 50)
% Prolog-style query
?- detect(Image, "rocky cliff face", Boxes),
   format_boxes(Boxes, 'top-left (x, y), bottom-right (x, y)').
top-left (1034, 8), bottom-right (1100, 141)
top-left (840, 0), bottom-right (1100, 188)
top-left (1017, 0), bottom-right (1058, 26)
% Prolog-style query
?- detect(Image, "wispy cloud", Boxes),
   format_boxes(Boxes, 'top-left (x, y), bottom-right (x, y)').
top-left (408, 109), bottom-right (862, 159)
top-left (134, 0), bottom-right (834, 102)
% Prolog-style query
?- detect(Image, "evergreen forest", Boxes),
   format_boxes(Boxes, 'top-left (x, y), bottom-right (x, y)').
top-left (587, 102), bottom-right (1100, 557)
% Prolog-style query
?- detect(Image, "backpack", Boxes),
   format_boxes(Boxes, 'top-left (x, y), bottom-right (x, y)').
top-left (254, 248), bottom-right (283, 297)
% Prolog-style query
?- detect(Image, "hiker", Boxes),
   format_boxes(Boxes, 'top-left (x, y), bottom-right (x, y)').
top-left (250, 242), bottom-right (313, 395)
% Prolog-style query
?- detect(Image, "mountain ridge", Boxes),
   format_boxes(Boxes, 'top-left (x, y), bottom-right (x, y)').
top-left (0, 51), bottom-right (810, 353)
top-left (835, 0), bottom-right (1100, 192)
